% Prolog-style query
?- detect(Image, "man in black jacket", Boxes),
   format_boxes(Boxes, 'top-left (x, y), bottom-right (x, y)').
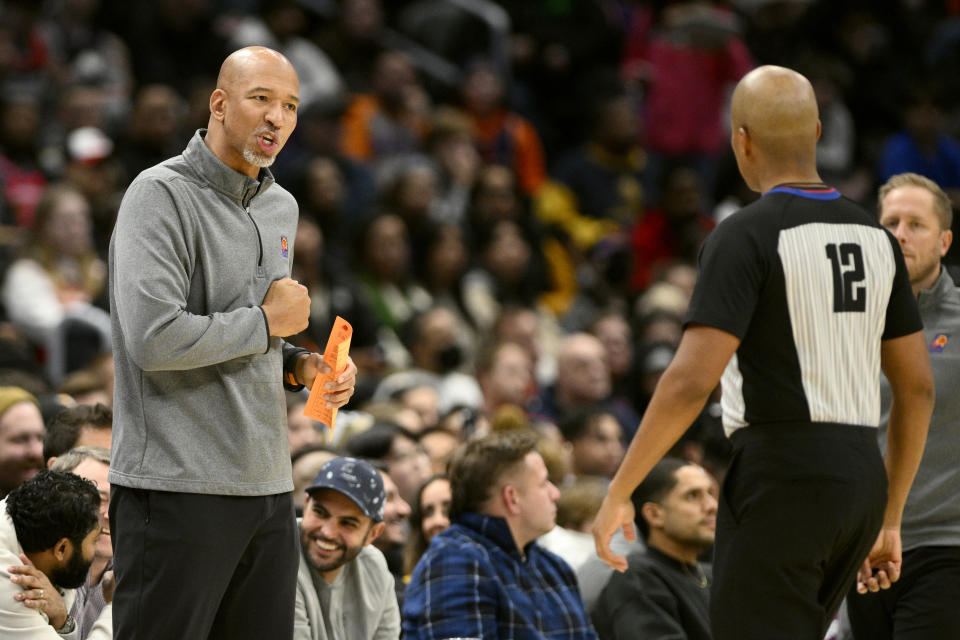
top-left (593, 458), bottom-right (716, 640)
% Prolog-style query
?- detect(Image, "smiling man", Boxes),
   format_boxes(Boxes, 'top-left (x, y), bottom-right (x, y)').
top-left (1, 470), bottom-right (101, 639)
top-left (295, 457), bottom-right (399, 640)
top-left (50, 448), bottom-right (112, 640)
top-left (108, 46), bottom-right (357, 640)
top-left (0, 388), bottom-right (45, 499)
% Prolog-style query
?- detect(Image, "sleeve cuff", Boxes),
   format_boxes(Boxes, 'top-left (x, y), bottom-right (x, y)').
top-left (258, 306), bottom-right (271, 354)
top-left (282, 343), bottom-right (312, 391)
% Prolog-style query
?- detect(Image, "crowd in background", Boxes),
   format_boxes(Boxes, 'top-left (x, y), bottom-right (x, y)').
top-left (2, 0), bottom-right (960, 626)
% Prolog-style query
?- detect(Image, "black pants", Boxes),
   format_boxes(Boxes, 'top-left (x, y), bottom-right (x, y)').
top-left (109, 487), bottom-right (299, 640)
top-left (846, 545), bottom-right (960, 639)
top-left (710, 422), bottom-right (887, 640)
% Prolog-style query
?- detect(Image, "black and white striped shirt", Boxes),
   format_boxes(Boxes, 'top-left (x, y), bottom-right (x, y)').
top-left (685, 185), bottom-right (921, 436)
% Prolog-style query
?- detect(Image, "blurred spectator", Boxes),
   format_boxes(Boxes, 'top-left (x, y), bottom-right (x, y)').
top-left (807, 5), bottom-right (911, 167)
top-left (878, 82), bottom-right (960, 205)
top-left (55, 83), bottom-right (112, 138)
top-left (463, 165), bottom-right (555, 329)
top-left (403, 474), bottom-right (451, 576)
top-left (414, 221), bottom-right (475, 327)
top-left (0, 0), bottom-right (55, 97)
top-left (280, 95), bottom-right (376, 234)
top-left (500, 0), bottom-right (622, 158)
top-left (535, 332), bottom-right (639, 440)
top-left (476, 339), bottom-right (534, 421)
top-left (61, 125), bottom-right (123, 253)
top-left (117, 84), bottom-right (188, 185)
top-left (0, 337), bottom-right (50, 398)
top-left (423, 107), bottom-right (481, 225)
top-left (438, 403), bottom-right (487, 449)
top-left (361, 399), bottom-right (426, 436)
top-left (537, 92), bottom-right (644, 252)
top-left (285, 392), bottom-right (324, 457)
top-left (558, 407), bottom-right (625, 480)
top-left (58, 366), bottom-right (111, 407)
top-left (374, 305), bottom-right (483, 418)
top-left (41, 0), bottom-right (133, 119)
top-left (634, 287), bottom-right (687, 347)
top-left (633, 342), bottom-right (676, 417)
top-left (460, 59), bottom-right (546, 195)
top-left (42, 402), bottom-right (112, 465)
top-left (417, 426), bottom-right (459, 475)
top-left (290, 155), bottom-right (353, 263)
top-left (373, 466), bottom-right (411, 609)
top-left (289, 216), bottom-right (384, 377)
top-left (0, 386), bottom-right (45, 497)
top-left (314, 0), bottom-right (387, 94)
top-left (802, 55), bottom-right (857, 189)
top-left (467, 163), bottom-right (528, 229)
top-left (340, 49), bottom-right (428, 165)
top-left (49, 445), bottom-right (114, 640)
top-left (365, 375), bottom-right (440, 436)
top-left (589, 309), bottom-right (635, 402)
top-left (110, 0), bottom-right (230, 96)
top-left (492, 303), bottom-right (562, 387)
top-left (378, 158), bottom-right (441, 258)
top-left (343, 422), bottom-right (431, 505)
top-left (0, 93), bottom-right (47, 229)
top-left (1, 183), bottom-right (110, 384)
top-left (354, 213), bottom-right (430, 370)
top-left (465, 218), bottom-right (553, 319)
top-left (538, 475), bottom-right (607, 571)
top-left (630, 164), bottom-right (715, 293)
top-left (227, 0), bottom-right (343, 108)
top-left (621, 1), bottom-right (753, 204)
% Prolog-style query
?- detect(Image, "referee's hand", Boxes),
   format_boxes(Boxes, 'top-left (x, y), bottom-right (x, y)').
top-left (856, 526), bottom-right (902, 593)
top-left (592, 495), bottom-right (635, 573)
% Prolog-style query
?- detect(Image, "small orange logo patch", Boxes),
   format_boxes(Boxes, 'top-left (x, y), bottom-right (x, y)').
top-left (931, 334), bottom-right (949, 353)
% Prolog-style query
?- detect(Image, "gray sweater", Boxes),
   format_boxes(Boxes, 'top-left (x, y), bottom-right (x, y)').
top-left (294, 538), bottom-right (400, 640)
top-left (109, 130), bottom-right (300, 495)
top-left (878, 267), bottom-right (960, 550)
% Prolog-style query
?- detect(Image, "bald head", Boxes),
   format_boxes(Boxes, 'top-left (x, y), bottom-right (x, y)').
top-left (556, 333), bottom-right (610, 404)
top-left (730, 66), bottom-right (820, 181)
top-left (205, 47), bottom-right (300, 178)
top-left (217, 47), bottom-right (298, 94)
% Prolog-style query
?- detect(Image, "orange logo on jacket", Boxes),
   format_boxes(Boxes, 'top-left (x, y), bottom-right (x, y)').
top-left (930, 334), bottom-right (949, 353)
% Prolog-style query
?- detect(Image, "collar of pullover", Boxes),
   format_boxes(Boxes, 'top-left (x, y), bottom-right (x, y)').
top-left (918, 266), bottom-right (956, 312)
top-left (183, 129), bottom-right (275, 208)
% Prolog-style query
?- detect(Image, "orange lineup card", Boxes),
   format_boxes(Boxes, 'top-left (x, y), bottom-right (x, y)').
top-left (303, 316), bottom-right (353, 432)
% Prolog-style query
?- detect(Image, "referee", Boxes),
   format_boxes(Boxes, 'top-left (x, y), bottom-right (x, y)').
top-left (592, 65), bottom-right (934, 639)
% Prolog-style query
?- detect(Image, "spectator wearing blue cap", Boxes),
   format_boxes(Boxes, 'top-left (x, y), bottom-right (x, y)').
top-left (295, 456), bottom-right (400, 640)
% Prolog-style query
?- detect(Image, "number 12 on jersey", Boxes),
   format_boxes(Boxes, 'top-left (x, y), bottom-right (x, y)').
top-left (825, 243), bottom-right (866, 312)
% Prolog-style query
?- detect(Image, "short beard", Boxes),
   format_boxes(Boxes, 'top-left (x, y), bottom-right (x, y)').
top-left (301, 525), bottom-right (373, 574)
top-left (242, 147), bottom-right (275, 168)
top-left (49, 547), bottom-right (93, 590)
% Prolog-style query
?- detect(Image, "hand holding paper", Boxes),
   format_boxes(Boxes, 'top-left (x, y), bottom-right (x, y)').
top-left (303, 316), bottom-right (353, 432)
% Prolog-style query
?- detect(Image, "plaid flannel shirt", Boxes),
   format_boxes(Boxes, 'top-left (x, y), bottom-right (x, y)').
top-left (402, 512), bottom-right (598, 640)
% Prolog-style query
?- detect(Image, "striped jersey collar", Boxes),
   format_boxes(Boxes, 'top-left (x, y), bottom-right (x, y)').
top-left (765, 184), bottom-right (841, 200)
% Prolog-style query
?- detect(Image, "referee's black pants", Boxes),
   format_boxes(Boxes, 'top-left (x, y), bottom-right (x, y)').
top-left (710, 422), bottom-right (887, 640)
top-left (109, 487), bottom-right (299, 640)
